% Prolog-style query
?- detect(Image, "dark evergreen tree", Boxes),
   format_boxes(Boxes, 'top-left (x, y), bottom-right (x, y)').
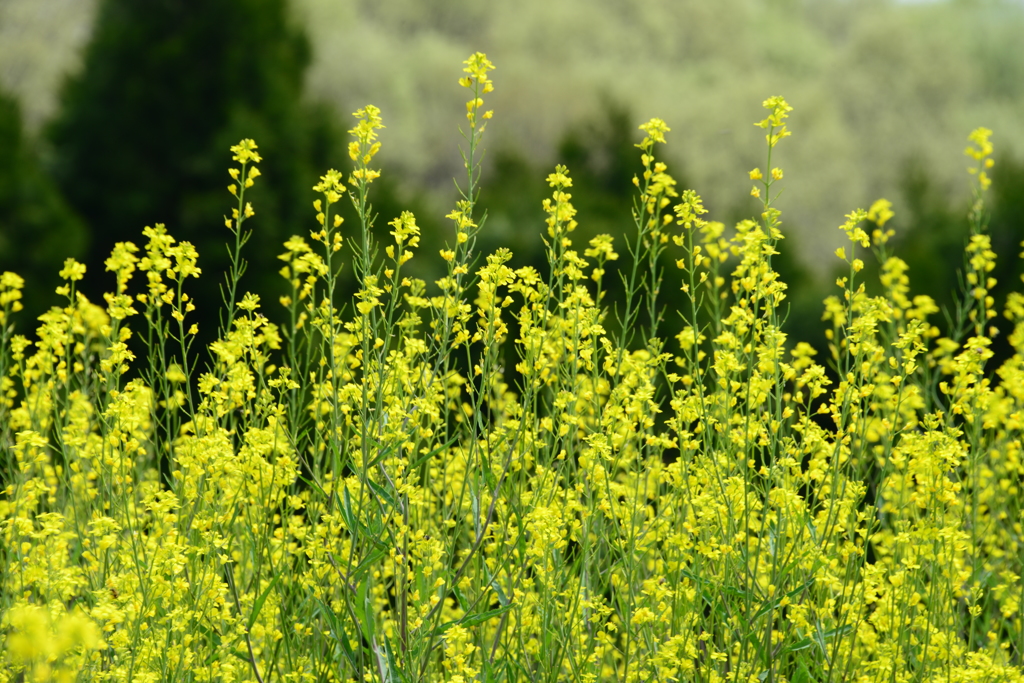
top-left (46, 0), bottom-right (340, 331)
top-left (0, 88), bottom-right (87, 326)
top-left (875, 153), bottom-right (1024, 369)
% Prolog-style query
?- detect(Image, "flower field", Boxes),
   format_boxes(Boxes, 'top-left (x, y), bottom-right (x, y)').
top-left (1, 52), bottom-right (1022, 683)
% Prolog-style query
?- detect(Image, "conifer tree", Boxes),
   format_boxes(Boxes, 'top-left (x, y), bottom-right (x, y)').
top-left (47, 0), bottom-right (339, 322)
top-left (0, 87), bottom-right (86, 322)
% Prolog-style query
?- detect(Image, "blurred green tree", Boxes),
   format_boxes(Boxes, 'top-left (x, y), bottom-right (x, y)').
top-left (0, 87), bottom-right (86, 324)
top-left (892, 158), bottom-right (971, 320)
top-left (881, 152), bottom-right (1024, 368)
top-left (989, 153), bottom-right (1024, 307)
top-left (46, 0), bottom-right (340, 333)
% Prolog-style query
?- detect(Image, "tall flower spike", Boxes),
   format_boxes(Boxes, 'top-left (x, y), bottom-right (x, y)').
top-left (965, 127), bottom-right (994, 191)
top-left (756, 96), bottom-right (793, 148)
top-left (637, 118), bottom-right (671, 150)
top-left (348, 105), bottom-right (385, 185)
top-left (460, 52), bottom-right (495, 93)
top-left (460, 52), bottom-right (495, 130)
top-left (230, 138), bottom-right (261, 165)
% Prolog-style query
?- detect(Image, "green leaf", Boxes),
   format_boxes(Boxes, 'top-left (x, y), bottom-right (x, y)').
top-left (479, 446), bottom-right (497, 491)
top-left (792, 658), bottom-right (815, 683)
top-left (313, 596), bottom-right (358, 668)
top-left (297, 473), bottom-right (327, 498)
top-left (366, 438), bottom-right (399, 469)
top-left (196, 621), bottom-right (224, 666)
top-left (409, 436), bottom-right (459, 470)
top-left (490, 579), bottom-right (511, 608)
top-left (751, 577), bottom-right (814, 622)
top-left (352, 547), bottom-right (389, 584)
top-left (471, 489), bottom-right (481, 538)
top-left (483, 564), bottom-right (511, 607)
top-left (341, 485), bottom-right (361, 535)
top-left (430, 604), bottom-right (513, 638)
top-left (778, 636), bottom-right (815, 657)
top-left (356, 575), bottom-right (376, 644)
top-left (367, 477), bottom-right (397, 510)
top-left (814, 622), bottom-right (852, 658)
top-left (461, 604), bottom-right (513, 628)
top-left (451, 582), bottom-right (468, 612)
top-left (381, 635), bottom-right (409, 683)
top-left (247, 573), bottom-right (282, 631)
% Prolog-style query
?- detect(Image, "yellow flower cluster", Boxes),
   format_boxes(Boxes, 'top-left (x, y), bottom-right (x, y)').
top-left (459, 51), bottom-right (495, 132)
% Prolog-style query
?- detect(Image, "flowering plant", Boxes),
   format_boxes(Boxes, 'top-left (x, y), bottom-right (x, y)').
top-left (1, 53), bottom-right (1021, 683)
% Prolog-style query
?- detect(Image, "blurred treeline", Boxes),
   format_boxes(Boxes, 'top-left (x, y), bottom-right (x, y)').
top-left (0, 0), bottom-right (1023, 364)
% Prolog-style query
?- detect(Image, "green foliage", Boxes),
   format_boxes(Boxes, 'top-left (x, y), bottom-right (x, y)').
top-left (46, 0), bottom-right (339, 330)
top-left (477, 103), bottom-right (646, 276)
top-left (0, 87), bottom-right (86, 322)
top-left (294, 0), bottom-right (1024, 271)
top-left (8, 0), bottom-right (1024, 280)
top-left (873, 152), bottom-right (1024, 369)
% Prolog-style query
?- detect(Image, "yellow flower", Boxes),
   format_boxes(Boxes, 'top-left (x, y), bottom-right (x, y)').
top-left (965, 127), bottom-right (995, 190)
top-left (0, 271), bottom-right (25, 318)
top-left (756, 96), bottom-right (793, 147)
top-left (965, 126), bottom-right (993, 161)
top-left (166, 364), bottom-right (188, 383)
top-left (585, 234), bottom-right (619, 261)
top-left (867, 198), bottom-right (894, 227)
top-left (348, 106), bottom-right (385, 164)
top-left (230, 138), bottom-right (262, 164)
top-left (460, 51), bottom-right (495, 93)
top-left (59, 258), bottom-right (87, 282)
top-left (637, 117), bottom-right (671, 148)
top-left (238, 292), bottom-right (261, 311)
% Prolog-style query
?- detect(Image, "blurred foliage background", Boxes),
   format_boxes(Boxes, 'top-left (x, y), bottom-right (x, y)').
top-left (0, 0), bottom-right (1022, 357)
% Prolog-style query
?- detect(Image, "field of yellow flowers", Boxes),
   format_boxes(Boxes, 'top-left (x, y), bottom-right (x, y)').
top-left (2, 52), bottom-right (1023, 683)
